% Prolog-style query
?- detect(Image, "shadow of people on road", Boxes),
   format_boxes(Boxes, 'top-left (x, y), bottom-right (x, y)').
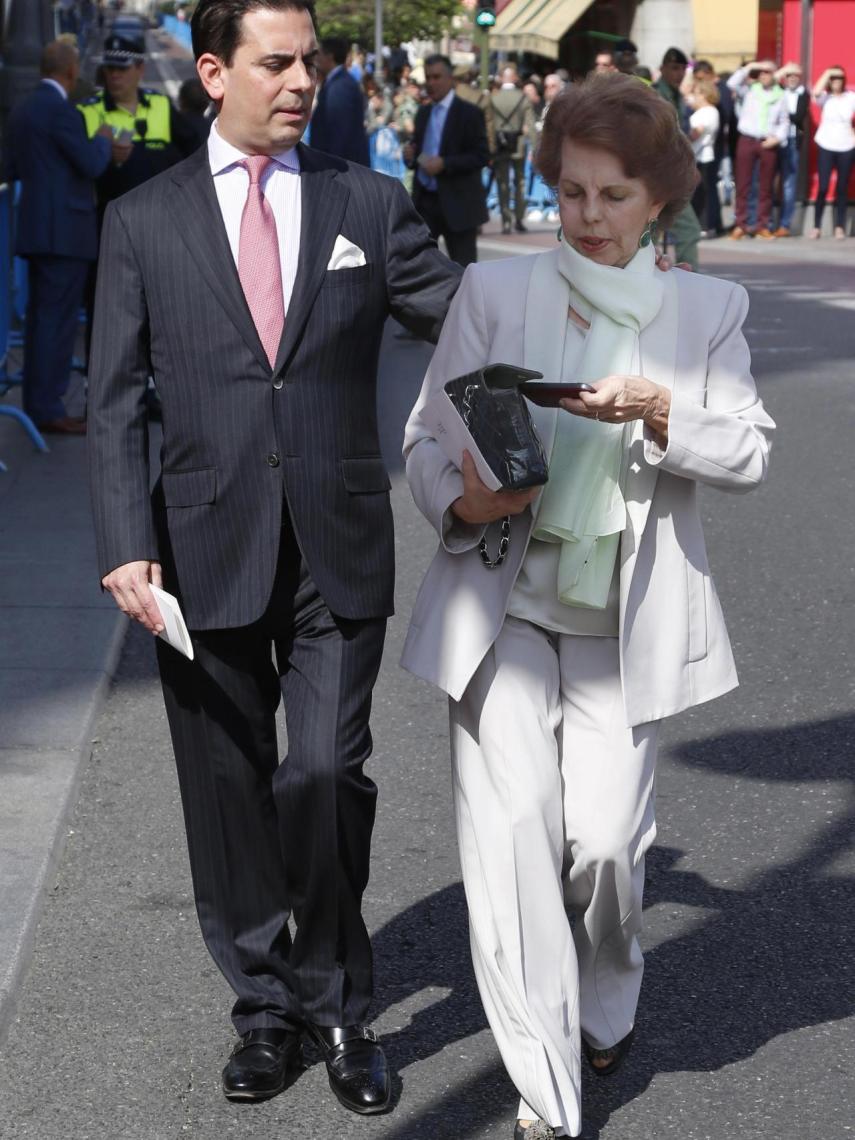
top-left (361, 714), bottom-right (854, 1139)
top-left (582, 713), bottom-right (854, 1136)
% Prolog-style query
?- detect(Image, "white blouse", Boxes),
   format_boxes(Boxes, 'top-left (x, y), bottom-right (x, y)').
top-left (690, 104), bottom-right (720, 164)
top-left (814, 91), bottom-right (855, 152)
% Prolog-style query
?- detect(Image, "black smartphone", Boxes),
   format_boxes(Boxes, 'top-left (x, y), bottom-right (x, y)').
top-left (520, 381), bottom-right (595, 408)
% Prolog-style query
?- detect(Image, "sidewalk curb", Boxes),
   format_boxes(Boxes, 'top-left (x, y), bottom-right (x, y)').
top-left (0, 613), bottom-right (128, 1045)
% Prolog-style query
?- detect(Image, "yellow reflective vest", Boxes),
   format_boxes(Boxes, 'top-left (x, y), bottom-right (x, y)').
top-left (78, 88), bottom-right (172, 149)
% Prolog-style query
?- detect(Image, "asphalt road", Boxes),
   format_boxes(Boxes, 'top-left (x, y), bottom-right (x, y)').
top-left (1, 243), bottom-right (853, 1140)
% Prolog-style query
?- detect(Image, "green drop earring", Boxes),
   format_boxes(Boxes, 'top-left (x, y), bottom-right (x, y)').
top-left (638, 219), bottom-right (658, 249)
top-left (556, 226), bottom-right (563, 243)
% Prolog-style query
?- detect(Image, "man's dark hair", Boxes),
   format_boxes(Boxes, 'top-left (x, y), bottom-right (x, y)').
top-left (320, 36), bottom-right (349, 66)
top-left (191, 0), bottom-right (317, 65)
top-left (424, 54), bottom-right (453, 75)
top-left (661, 47), bottom-right (689, 66)
top-left (693, 58), bottom-right (714, 75)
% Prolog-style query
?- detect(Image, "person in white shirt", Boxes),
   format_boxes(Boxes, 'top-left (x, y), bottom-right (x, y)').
top-left (727, 59), bottom-right (789, 239)
top-left (810, 66), bottom-right (855, 239)
top-left (689, 75), bottom-right (721, 235)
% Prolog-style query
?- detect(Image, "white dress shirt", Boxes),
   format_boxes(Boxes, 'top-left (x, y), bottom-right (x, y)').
top-left (726, 68), bottom-right (790, 143)
top-left (207, 119), bottom-right (302, 317)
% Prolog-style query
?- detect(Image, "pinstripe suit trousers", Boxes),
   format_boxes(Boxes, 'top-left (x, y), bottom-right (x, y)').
top-left (156, 514), bottom-right (387, 1032)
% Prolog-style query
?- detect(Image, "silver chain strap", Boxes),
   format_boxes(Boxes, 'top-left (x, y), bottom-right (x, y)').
top-left (461, 384), bottom-right (510, 570)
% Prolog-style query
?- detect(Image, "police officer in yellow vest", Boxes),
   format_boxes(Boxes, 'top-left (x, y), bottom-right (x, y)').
top-left (79, 30), bottom-right (197, 219)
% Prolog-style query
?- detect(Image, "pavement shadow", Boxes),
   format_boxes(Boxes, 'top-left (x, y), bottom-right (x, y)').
top-left (361, 714), bottom-right (854, 1139)
top-left (582, 713), bottom-right (855, 1136)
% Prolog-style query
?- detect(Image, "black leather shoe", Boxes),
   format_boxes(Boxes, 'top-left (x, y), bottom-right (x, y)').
top-left (307, 1024), bottom-right (391, 1114)
top-left (222, 1027), bottom-right (303, 1101)
top-left (515, 220), bottom-right (529, 233)
top-left (582, 1026), bottom-right (635, 1077)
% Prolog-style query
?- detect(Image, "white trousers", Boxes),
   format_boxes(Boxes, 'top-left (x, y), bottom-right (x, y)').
top-left (449, 619), bottom-right (660, 1137)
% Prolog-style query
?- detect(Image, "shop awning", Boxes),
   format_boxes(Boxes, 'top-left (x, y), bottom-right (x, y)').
top-left (491, 0), bottom-right (594, 59)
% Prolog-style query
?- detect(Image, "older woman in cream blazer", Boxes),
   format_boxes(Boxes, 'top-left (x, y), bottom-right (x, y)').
top-left (401, 75), bottom-right (774, 1140)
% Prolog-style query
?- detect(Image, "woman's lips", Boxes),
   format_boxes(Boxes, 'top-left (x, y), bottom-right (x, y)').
top-left (579, 236), bottom-right (609, 252)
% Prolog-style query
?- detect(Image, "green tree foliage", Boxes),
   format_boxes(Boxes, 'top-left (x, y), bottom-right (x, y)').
top-left (314, 0), bottom-right (462, 45)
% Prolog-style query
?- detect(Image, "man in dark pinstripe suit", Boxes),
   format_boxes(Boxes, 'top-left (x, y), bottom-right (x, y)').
top-left (88, 0), bottom-right (460, 1113)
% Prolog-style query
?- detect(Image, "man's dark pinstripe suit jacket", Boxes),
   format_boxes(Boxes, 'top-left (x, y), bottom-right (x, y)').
top-left (88, 143), bottom-right (461, 630)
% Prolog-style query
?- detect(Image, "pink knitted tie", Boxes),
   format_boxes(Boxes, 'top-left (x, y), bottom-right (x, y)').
top-left (238, 155), bottom-right (284, 367)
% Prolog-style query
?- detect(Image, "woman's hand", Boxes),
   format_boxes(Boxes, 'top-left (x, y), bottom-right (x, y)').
top-left (451, 451), bottom-right (538, 525)
top-left (559, 375), bottom-right (671, 440)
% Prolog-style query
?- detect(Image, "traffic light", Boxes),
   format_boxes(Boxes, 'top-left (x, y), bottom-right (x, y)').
top-left (475, 0), bottom-right (497, 29)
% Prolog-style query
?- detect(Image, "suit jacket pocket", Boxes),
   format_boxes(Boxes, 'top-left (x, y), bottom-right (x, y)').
top-left (341, 456), bottom-right (391, 493)
top-left (685, 557), bottom-right (709, 662)
top-left (162, 467), bottom-right (217, 507)
top-left (322, 265), bottom-right (374, 288)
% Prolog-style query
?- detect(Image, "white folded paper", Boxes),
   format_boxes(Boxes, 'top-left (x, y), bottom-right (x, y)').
top-left (421, 389), bottom-right (502, 492)
top-left (327, 234), bottom-right (367, 270)
top-left (150, 584), bottom-right (195, 660)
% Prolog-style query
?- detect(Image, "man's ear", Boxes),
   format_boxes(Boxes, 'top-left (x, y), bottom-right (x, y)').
top-left (197, 53), bottom-right (226, 102)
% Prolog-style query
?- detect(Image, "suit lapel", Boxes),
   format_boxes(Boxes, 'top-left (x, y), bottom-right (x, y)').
top-left (168, 149), bottom-right (270, 373)
top-left (272, 145), bottom-right (349, 373)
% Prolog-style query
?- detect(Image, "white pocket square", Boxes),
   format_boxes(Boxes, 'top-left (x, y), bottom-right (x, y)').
top-left (327, 234), bottom-right (367, 271)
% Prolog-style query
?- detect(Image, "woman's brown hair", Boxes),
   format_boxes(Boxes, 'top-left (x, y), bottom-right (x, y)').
top-left (536, 73), bottom-right (699, 226)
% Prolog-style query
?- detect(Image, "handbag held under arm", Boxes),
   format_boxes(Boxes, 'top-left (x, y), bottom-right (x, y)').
top-left (444, 363), bottom-right (549, 568)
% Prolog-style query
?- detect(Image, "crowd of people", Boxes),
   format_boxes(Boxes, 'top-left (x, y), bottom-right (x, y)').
top-left (318, 38), bottom-right (853, 257)
top-left (7, 18), bottom-right (851, 429)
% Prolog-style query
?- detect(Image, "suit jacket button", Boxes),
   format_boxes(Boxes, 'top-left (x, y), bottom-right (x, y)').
top-left (272, 377), bottom-right (284, 390)
top-left (267, 452), bottom-right (280, 468)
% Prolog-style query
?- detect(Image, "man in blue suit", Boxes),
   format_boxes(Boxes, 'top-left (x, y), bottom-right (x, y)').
top-left (310, 37), bottom-right (369, 166)
top-left (5, 40), bottom-right (114, 433)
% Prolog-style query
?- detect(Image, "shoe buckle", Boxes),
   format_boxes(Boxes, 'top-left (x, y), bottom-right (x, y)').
top-left (362, 1027), bottom-right (378, 1043)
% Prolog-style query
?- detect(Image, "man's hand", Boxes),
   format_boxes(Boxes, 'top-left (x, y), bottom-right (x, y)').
top-left (102, 560), bottom-right (165, 634)
top-left (419, 154), bottom-right (445, 177)
top-left (451, 451), bottom-right (537, 525)
top-left (95, 124), bottom-right (115, 140)
top-left (110, 139), bottom-right (133, 166)
top-left (761, 135), bottom-right (780, 149)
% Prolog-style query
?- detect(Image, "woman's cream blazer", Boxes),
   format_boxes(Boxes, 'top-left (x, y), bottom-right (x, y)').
top-left (400, 252), bottom-right (775, 727)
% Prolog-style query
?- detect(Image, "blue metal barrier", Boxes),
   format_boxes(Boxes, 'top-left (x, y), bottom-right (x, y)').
top-left (483, 152), bottom-right (557, 219)
top-left (0, 184), bottom-right (49, 466)
top-left (369, 127), bottom-right (406, 181)
top-left (162, 15), bottom-right (193, 53)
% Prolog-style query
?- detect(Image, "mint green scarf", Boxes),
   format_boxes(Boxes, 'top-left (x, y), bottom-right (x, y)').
top-left (753, 82), bottom-right (784, 134)
top-left (530, 239), bottom-right (663, 608)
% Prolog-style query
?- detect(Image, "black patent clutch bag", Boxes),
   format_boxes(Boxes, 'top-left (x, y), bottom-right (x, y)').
top-left (444, 364), bottom-right (549, 568)
top-left (444, 364), bottom-right (549, 492)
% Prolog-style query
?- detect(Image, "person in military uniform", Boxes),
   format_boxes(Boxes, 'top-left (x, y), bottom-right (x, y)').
top-left (490, 65), bottom-right (535, 234)
top-left (78, 29), bottom-right (197, 220)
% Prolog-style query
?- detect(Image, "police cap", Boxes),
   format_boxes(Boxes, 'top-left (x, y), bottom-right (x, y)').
top-left (102, 31), bottom-right (146, 68)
